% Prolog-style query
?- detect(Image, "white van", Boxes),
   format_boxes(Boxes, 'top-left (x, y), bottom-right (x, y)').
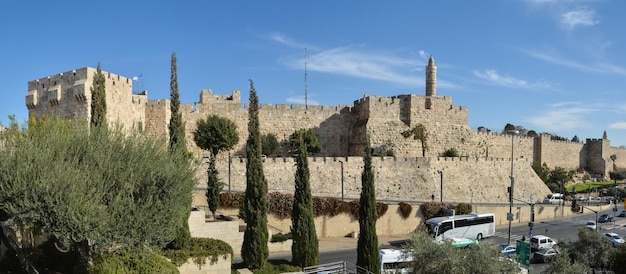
top-left (543, 193), bottom-right (564, 204)
top-left (379, 248), bottom-right (414, 274)
top-left (530, 235), bottom-right (556, 251)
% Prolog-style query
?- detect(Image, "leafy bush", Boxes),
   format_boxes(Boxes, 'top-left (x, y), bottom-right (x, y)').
top-left (377, 202), bottom-right (389, 218)
top-left (398, 202), bottom-right (413, 219)
top-left (162, 237), bottom-right (233, 267)
top-left (219, 192), bottom-right (244, 208)
top-left (455, 203), bottom-right (472, 215)
top-left (233, 260), bottom-right (301, 274)
top-left (270, 232), bottom-right (293, 243)
top-left (88, 248), bottom-right (178, 274)
top-left (220, 192), bottom-right (392, 219)
top-left (420, 201), bottom-right (453, 220)
top-left (442, 148), bottom-right (459, 157)
top-left (268, 192), bottom-right (294, 219)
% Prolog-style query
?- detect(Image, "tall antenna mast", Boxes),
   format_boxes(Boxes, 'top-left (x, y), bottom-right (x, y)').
top-left (304, 48), bottom-right (308, 110)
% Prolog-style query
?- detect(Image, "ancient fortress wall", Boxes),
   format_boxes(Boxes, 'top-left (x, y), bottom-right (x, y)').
top-left (194, 156), bottom-right (552, 208)
top-left (26, 67), bottom-right (147, 131)
top-left (609, 145), bottom-right (626, 171)
top-left (24, 61), bottom-right (626, 208)
top-left (535, 134), bottom-right (586, 170)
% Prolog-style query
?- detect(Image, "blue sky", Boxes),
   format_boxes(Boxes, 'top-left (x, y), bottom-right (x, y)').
top-left (2, 0), bottom-right (626, 147)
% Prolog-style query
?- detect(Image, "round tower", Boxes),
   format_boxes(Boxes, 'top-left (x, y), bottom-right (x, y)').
top-left (425, 56), bottom-right (437, 96)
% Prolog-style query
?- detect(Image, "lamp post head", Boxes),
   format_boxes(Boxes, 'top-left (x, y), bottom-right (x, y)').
top-left (506, 130), bottom-right (520, 135)
top-left (437, 170), bottom-right (443, 175)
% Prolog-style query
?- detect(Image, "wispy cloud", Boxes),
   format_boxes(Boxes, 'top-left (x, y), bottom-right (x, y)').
top-left (280, 45), bottom-right (457, 88)
top-left (522, 0), bottom-right (600, 30)
top-left (521, 49), bottom-right (626, 76)
top-left (561, 7), bottom-right (599, 29)
top-left (285, 95), bottom-right (320, 105)
top-left (267, 33), bottom-right (317, 50)
top-left (609, 122), bottom-right (626, 130)
top-left (473, 69), bottom-right (553, 89)
top-left (526, 103), bottom-right (596, 132)
top-left (269, 34), bottom-right (462, 89)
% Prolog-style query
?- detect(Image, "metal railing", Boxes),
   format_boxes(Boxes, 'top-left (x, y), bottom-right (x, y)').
top-left (302, 261), bottom-right (373, 274)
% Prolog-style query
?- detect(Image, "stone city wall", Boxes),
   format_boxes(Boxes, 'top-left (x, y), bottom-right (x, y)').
top-left (193, 156), bottom-right (552, 208)
top-left (535, 134), bottom-right (586, 170)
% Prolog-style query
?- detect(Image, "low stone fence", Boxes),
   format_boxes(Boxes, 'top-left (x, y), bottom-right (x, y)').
top-left (177, 254), bottom-right (232, 274)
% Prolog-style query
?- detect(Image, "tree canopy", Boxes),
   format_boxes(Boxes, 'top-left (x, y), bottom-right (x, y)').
top-left (193, 114), bottom-right (239, 156)
top-left (0, 117), bottom-right (197, 262)
top-left (406, 229), bottom-right (520, 273)
top-left (290, 128), bottom-right (322, 154)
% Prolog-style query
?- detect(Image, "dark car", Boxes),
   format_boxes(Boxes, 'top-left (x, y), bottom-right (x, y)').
top-left (619, 210), bottom-right (626, 217)
top-left (598, 214), bottom-right (614, 223)
top-left (533, 248), bottom-right (560, 263)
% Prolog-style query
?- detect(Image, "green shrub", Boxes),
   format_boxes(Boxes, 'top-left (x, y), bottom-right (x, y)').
top-left (420, 201), bottom-right (453, 220)
top-left (442, 148), bottom-right (459, 157)
top-left (268, 192), bottom-right (294, 219)
top-left (252, 260), bottom-right (301, 274)
top-left (219, 192), bottom-right (245, 208)
top-left (162, 237), bottom-right (233, 267)
top-left (88, 248), bottom-right (178, 274)
top-left (270, 232), bottom-right (293, 243)
top-left (455, 203), bottom-right (472, 215)
top-left (398, 202), bottom-right (413, 219)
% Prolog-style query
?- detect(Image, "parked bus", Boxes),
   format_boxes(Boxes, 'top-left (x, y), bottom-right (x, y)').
top-left (425, 213), bottom-right (495, 242)
top-left (379, 248), bottom-right (414, 274)
top-left (543, 193), bottom-right (564, 204)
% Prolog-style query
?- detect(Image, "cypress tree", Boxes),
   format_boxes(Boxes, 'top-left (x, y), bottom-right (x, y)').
top-left (241, 80), bottom-right (269, 269)
top-left (169, 52), bottom-right (186, 152)
top-left (291, 137), bottom-right (319, 267)
top-left (356, 139), bottom-right (380, 272)
top-left (90, 62), bottom-right (107, 128)
top-left (166, 52), bottom-right (190, 250)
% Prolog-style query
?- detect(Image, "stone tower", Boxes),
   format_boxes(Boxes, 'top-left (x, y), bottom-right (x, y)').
top-left (425, 56), bottom-right (437, 96)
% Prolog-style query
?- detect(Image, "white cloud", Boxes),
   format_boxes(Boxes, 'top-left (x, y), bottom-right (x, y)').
top-left (473, 69), bottom-right (553, 89)
top-left (561, 7), bottom-right (599, 29)
top-left (267, 33), bottom-right (316, 50)
top-left (419, 50), bottom-right (429, 59)
top-left (526, 106), bottom-right (595, 131)
top-left (521, 48), bottom-right (626, 76)
top-left (285, 95), bottom-right (320, 105)
top-left (281, 45), bottom-right (446, 87)
top-left (609, 122), bottom-right (626, 130)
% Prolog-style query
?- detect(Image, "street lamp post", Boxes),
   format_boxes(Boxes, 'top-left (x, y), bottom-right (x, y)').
top-left (339, 160), bottom-right (345, 201)
top-left (470, 190), bottom-right (474, 213)
top-left (437, 170), bottom-right (443, 202)
top-left (228, 152), bottom-right (232, 192)
top-left (507, 130), bottom-right (519, 245)
top-left (582, 205), bottom-right (599, 232)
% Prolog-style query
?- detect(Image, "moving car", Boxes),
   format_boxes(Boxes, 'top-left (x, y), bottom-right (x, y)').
top-left (499, 244), bottom-right (516, 257)
top-left (585, 221), bottom-right (596, 230)
top-left (530, 235), bottom-right (557, 251)
top-left (603, 232), bottom-right (625, 247)
top-left (598, 214), bottom-right (614, 223)
top-left (533, 248), bottom-right (560, 263)
top-left (619, 210), bottom-right (626, 217)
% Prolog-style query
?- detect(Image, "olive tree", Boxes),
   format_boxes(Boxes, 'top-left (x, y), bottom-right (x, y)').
top-left (0, 117), bottom-right (197, 263)
top-left (406, 229), bottom-right (520, 273)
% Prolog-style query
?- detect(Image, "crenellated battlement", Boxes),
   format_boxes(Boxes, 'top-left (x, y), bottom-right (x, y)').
top-left (24, 57), bottom-right (626, 204)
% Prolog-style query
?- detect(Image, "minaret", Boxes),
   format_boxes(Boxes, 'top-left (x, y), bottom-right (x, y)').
top-left (425, 55), bottom-right (437, 96)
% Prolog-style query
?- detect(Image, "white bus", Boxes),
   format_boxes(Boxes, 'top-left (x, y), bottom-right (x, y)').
top-left (379, 248), bottom-right (414, 274)
top-left (425, 213), bottom-right (495, 242)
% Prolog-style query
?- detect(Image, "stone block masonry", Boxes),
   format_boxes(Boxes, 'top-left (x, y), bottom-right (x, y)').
top-left (25, 59), bottom-right (626, 207)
